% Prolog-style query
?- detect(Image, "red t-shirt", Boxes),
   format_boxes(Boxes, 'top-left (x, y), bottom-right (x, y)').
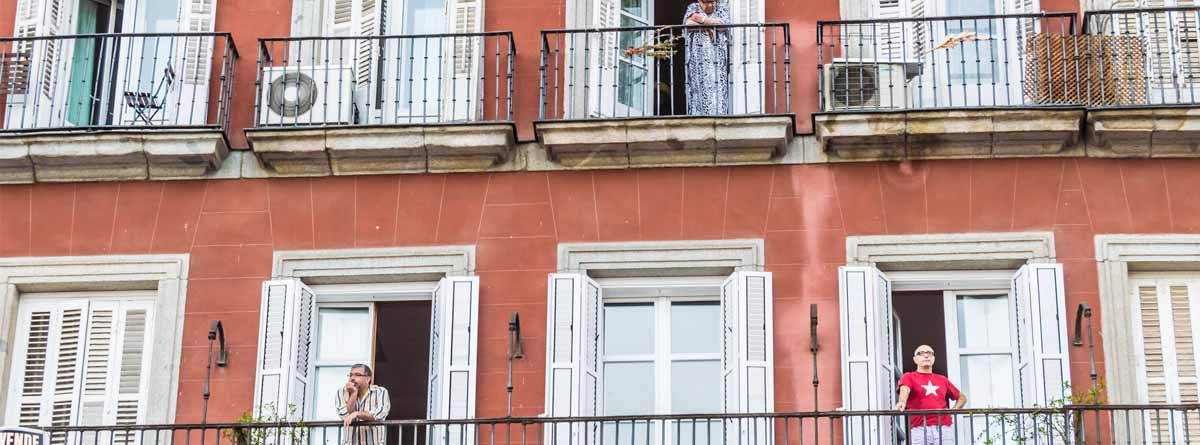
top-left (897, 371), bottom-right (961, 427)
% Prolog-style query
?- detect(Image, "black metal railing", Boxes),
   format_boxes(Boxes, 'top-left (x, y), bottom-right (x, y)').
top-left (1085, 6), bottom-right (1200, 107)
top-left (539, 23), bottom-right (790, 120)
top-left (254, 32), bottom-right (515, 128)
top-left (37, 404), bottom-right (1200, 445)
top-left (817, 13), bottom-right (1077, 111)
top-left (0, 32), bottom-right (237, 132)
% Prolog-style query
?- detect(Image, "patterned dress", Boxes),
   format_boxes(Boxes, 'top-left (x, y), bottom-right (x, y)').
top-left (683, 3), bottom-right (732, 116)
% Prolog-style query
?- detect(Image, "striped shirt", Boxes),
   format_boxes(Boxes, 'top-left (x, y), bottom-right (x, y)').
top-left (335, 385), bottom-right (391, 445)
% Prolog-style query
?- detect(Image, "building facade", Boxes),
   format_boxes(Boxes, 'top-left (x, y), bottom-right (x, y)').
top-left (0, 0), bottom-right (1197, 443)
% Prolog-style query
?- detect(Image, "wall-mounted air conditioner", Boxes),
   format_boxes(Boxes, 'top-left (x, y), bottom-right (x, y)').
top-left (259, 65), bottom-right (355, 126)
top-left (822, 58), bottom-right (912, 111)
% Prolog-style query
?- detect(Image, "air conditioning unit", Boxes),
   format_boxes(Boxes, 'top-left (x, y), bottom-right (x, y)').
top-left (822, 59), bottom-right (910, 111)
top-left (259, 65), bottom-right (355, 126)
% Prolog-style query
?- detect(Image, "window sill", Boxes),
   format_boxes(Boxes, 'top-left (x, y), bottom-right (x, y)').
top-left (0, 129), bottom-right (228, 183)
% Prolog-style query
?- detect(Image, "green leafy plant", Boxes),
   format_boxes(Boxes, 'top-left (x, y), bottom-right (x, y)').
top-left (226, 404), bottom-right (308, 445)
top-left (975, 380), bottom-right (1107, 445)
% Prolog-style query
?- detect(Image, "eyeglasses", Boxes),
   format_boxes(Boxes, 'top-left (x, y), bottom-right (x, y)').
top-left (348, 372), bottom-right (371, 378)
top-left (915, 351), bottom-right (935, 357)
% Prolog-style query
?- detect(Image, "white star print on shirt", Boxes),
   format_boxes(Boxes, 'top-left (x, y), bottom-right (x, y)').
top-left (921, 380), bottom-right (940, 396)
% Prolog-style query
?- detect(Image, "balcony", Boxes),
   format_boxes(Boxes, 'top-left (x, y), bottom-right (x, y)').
top-left (535, 24), bottom-right (793, 168)
top-left (244, 32), bottom-right (516, 176)
top-left (0, 33), bottom-right (237, 182)
top-left (815, 13), bottom-right (1085, 160)
top-left (27, 404), bottom-right (1200, 445)
top-left (1084, 6), bottom-right (1200, 157)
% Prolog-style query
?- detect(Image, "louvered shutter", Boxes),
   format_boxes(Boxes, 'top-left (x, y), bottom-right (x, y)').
top-left (1133, 280), bottom-right (1200, 442)
top-left (440, 0), bottom-right (484, 121)
top-left (5, 0), bottom-right (66, 128)
top-left (254, 279), bottom-right (317, 419)
top-left (543, 273), bottom-right (601, 445)
top-left (3, 300), bottom-right (87, 444)
top-left (428, 276), bottom-right (480, 445)
top-left (871, 0), bottom-right (904, 60)
top-left (1171, 1), bottom-right (1200, 94)
top-left (173, 0), bottom-right (218, 126)
top-left (718, 272), bottom-right (774, 444)
top-left (838, 266), bottom-right (897, 445)
top-left (727, 0), bottom-right (765, 114)
top-left (1011, 264), bottom-right (1070, 407)
top-left (586, 0), bottom-right (619, 117)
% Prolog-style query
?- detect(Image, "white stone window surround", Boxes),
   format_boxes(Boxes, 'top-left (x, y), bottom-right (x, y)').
top-left (1096, 235), bottom-right (1200, 404)
top-left (0, 254), bottom-right (189, 425)
top-left (272, 245), bottom-right (476, 282)
top-left (557, 239), bottom-right (765, 277)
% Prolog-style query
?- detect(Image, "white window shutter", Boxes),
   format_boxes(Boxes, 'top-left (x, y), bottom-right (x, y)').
top-left (427, 276), bottom-right (480, 419)
top-left (3, 300), bottom-right (88, 436)
top-left (837, 266), bottom-right (897, 445)
top-left (726, 0), bottom-right (764, 114)
top-left (428, 276), bottom-right (480, 445)
top-left (1011, 264), bottom-right (1070, 407)
top-left (180, 0), bottom-right (218, 84)
top-left (1132, 280), bottom-right (1200, 441)
top-left (254, 279), bottom-right (317, 419)
top-left (439, 0), bottom-right (484, 121)
top-left (543, 273), bottom-right (601, 445)
top-left (586, 0), bottom-right (618, 117)
top-left (719, 272), bottom-right (774, 445)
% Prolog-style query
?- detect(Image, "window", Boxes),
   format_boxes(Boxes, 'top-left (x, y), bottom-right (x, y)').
top-left (545, 272), bottom-right (773, 445)
top-left (1130, 276), bottom-right (1200, 441)
top-left (254, 276), bottom-right (479, 432)
top-left (3, 293), bottom-right (155, 439)
top-left (839, 264), bottom-right (1069, 443)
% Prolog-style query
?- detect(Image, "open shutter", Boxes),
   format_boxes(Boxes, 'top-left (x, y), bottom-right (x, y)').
top-left (77, 300), bottom-right (155, 442)
top-left (254, 279), bottom-right (317, 419)
top-left (870, 0), bottom-right (904, 60)
top-left (428, 275), bottom-right (480, 418)
top-left (4, 0), bottom-right (67, 129)
top-left (1011, 264), bottom-right (1070, 407)
top-left (2, 300), bottom-right (88, 444)
top-left (727, 0), bottom-right (764, 114)
top-left (440, 0), bottom-right (484, 121)
top-left (586, 0), bottom-right (619, 117)
top-left (428, 276), bottom-right (480, 444)
top-left (543, 273), bottom-right (601, 445)
top-left (838, 266), bottom-right (896, 445)
top-left (719, 272), bottom-right (773, 444)
top-left (172, 0), bottom-right (218, 125)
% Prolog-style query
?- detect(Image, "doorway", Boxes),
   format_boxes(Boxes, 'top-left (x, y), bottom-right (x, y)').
top-left (67, 0), bottom-right (123, 125)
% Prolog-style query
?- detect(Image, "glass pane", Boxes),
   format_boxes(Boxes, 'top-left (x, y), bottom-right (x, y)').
top-left (604, 361), bottom-right (655, 415)
top-left (956, 295), bottom-right (1010, 349)
top-left (605, 303), bottom-right (654, 355)
top-left (670, 360), bottom-right (720, 413)
top-left (960, 354), bottom-right (1015, 408)
top-left (316, 308), bottom-right (372, 361)
top-left (672, 419), bottom-right (721, 445)
top-left (601, 420), bottom-right (654, 445)
top-left (621, 0), bottom-right (649, 20)
top-left (312, 366), bottom-right (353, 420)
top-left (671, 302), bottom-right (720, 354)
top-left (618, 63), bottom-right (647, 109)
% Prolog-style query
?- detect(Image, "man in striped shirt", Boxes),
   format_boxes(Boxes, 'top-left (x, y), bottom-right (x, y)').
top-left (336, 364), bottom-right (391, 445)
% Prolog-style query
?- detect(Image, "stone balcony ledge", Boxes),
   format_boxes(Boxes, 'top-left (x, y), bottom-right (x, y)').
top-left (815, 108), bottom-right (1085, 161)
top-left (535, 115), bottom-right (793, 168)
top-left (245, 123), bottom-right (516, 176)
top-left (1087, 108), bottom-right (1200, 157)
top-left (0, 129), bottom-right (228, 183)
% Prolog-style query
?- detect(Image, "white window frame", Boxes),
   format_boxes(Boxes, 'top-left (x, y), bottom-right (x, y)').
top-left (304, 282), bottom-right (437, 421)
top-left (598, 277), bottom-right (725, 417)
top-left (941, 288), bottom-right (1019, 406)
top-left (0, 254), bottom-right (189, 425)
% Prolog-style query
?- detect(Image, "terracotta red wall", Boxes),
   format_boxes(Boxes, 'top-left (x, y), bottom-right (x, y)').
top-left (1, 157), bottom-right (1197, 421)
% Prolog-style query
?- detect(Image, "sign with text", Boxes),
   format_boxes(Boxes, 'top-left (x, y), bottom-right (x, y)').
top-left (0, 428), bottom-right (48, 445)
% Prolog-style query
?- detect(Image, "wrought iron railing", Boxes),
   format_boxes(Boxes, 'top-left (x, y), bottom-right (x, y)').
top-left (37, 404), bottom-right (1200, 445)
top-left (253, 32), bottom-right (515, 128)
top-left (817, 13), bottom-right (1077, 112)
top-left (538, 23), bottom-right (790, 120)
top-left (1085, 6), bottom-right (1200, 107)
top-left (0, 33), bottom-right (237, 132)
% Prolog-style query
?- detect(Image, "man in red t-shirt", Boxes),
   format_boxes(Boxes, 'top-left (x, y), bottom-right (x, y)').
top-left (894, 345), bottom-right (967, 445)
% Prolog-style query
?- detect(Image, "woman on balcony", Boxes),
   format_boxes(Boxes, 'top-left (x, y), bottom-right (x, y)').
top-left (683, 0), bottom-right (732, 116)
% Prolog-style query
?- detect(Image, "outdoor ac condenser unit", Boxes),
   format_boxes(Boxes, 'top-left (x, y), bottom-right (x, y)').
top-left (822, 58), bottom-right (909, 111)
top-left (258, 65), bottom-right (355, 126)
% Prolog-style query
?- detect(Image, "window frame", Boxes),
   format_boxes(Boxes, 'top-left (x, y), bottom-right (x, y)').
top-left (304, 283), bottom-right (437, 421)
top-left (941, 288), bottom-right (1019, 409)
top-left (1128, 274), bottom-right (1200, 406)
